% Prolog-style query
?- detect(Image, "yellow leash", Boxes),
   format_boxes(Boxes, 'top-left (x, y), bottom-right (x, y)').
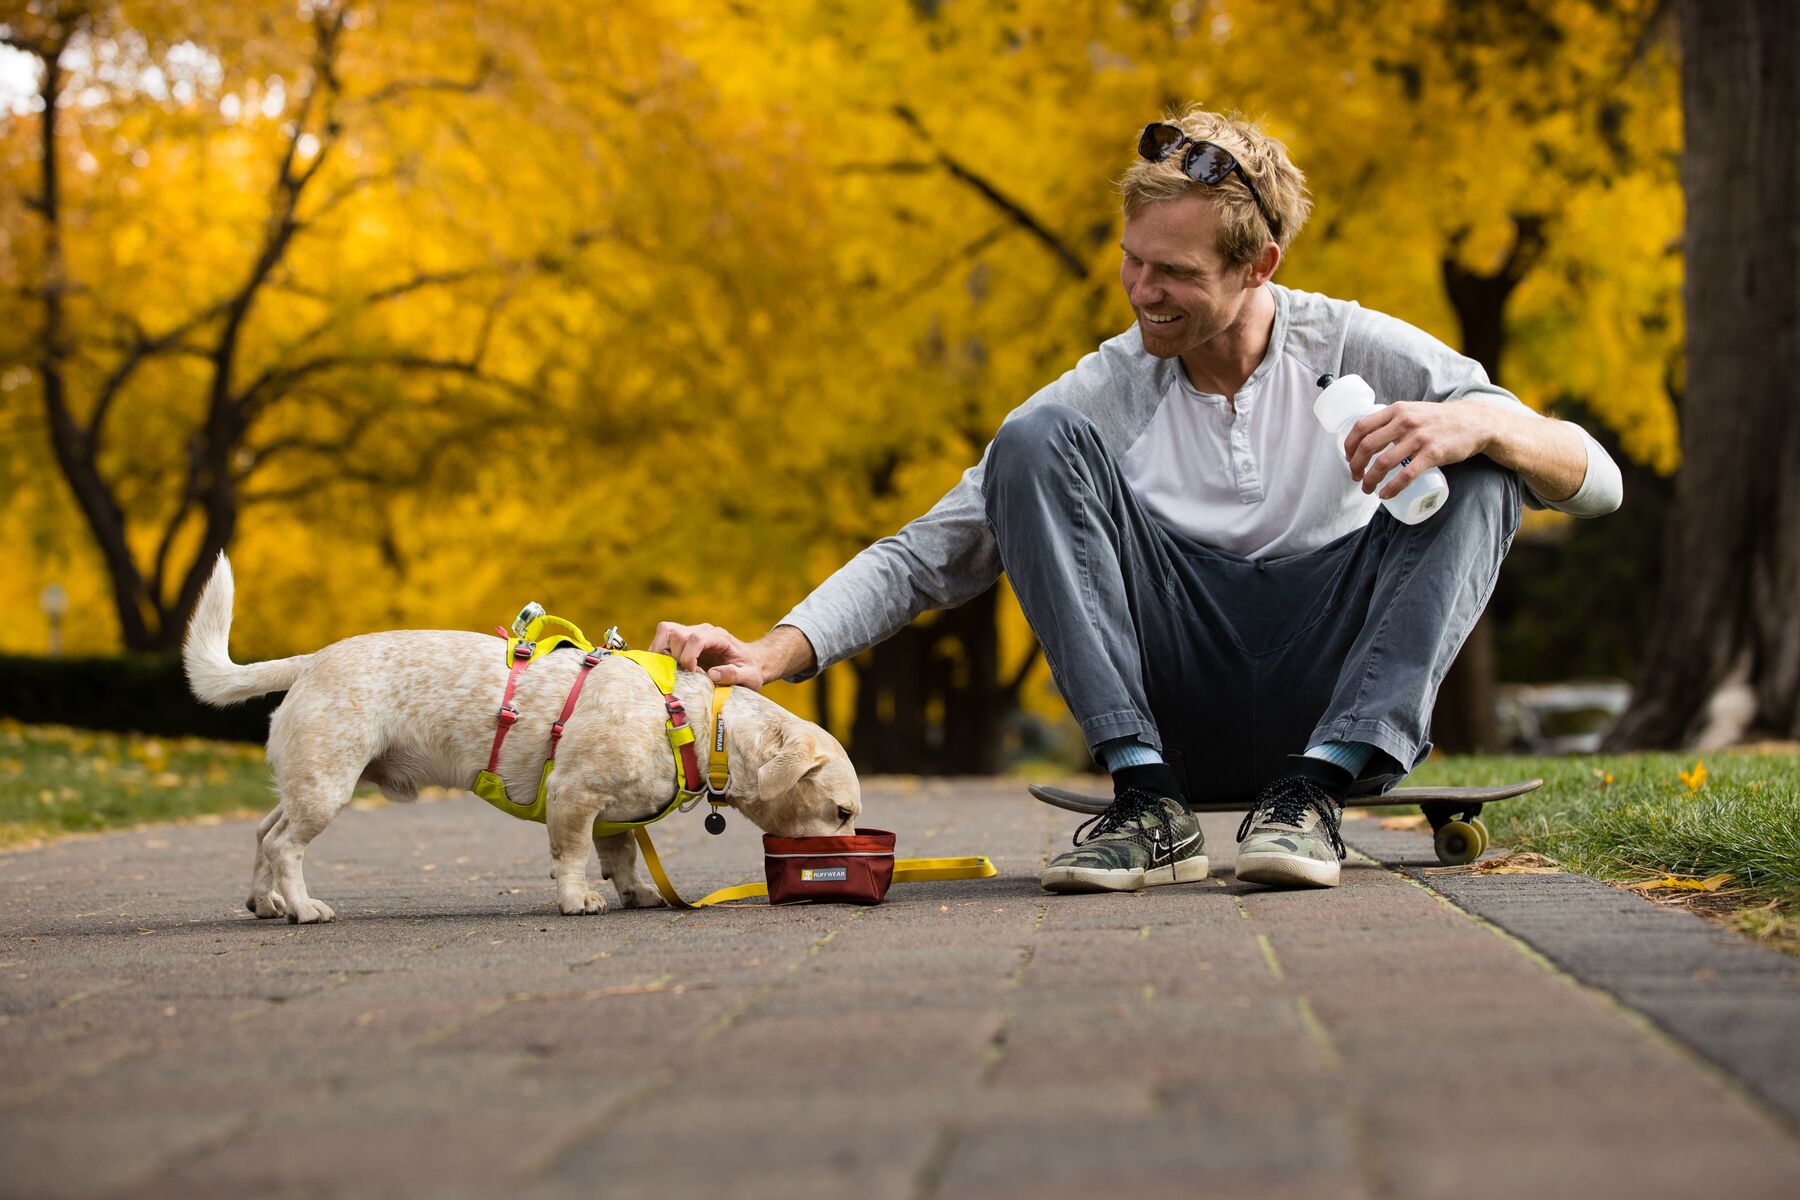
top-left (631, 827), bottom-right (997, 909)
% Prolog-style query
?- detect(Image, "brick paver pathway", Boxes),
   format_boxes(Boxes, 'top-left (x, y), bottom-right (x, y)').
top-left (4, 779), bottom-right (1798, 1199)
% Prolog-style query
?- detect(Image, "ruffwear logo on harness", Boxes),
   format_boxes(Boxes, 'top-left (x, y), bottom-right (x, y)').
top-left (800, 867), bottom-right (849, 882)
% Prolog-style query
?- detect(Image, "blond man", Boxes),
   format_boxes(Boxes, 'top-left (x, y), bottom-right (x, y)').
top-left (655, 108), bottom-right (1620, 893)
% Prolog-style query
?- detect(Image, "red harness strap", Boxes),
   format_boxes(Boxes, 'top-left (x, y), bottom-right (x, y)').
top-left (484, 642), bottom-right (537, 774)
top-left (549, 651), bottom-right (607, 760)
top-left (663, 693), bottom-right (704, 795)
top-left (486, 644), bottom-right (705, 795)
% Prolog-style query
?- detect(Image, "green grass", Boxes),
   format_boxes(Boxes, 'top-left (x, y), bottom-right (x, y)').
top-left (1404, 747), bottom-right (1800, 949)
top-left (0, 719), bottom-right (276, 846)
top-left (1405, 749), bottom-right (1800, 891)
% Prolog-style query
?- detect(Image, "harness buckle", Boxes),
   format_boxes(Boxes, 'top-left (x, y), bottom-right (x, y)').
top-left (497, 703), bottom-right (520, 727)
top-left (583, 651), bottom-right (605, 667)
top-left (550, 720), bottom-right (567, 745)
top-left (512, 643), bottom-right (535, 662)
top-left (666, 696), bottom-right (688, 726)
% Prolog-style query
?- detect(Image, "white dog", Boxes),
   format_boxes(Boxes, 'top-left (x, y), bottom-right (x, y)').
top-left (183, 555), bottom-right (861, 923)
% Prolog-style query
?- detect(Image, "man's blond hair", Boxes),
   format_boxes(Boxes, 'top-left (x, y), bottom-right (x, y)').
top-left (1120, 106), bottom-right (1312, 267)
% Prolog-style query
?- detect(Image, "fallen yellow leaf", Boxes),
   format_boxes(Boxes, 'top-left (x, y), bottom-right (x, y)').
top-left (1627, 873), bottom-right (1733, 892)
top-left (1678, 760), bottom-right (1707, 792)
top-left (1425, 851), bottom-right (1560, 876)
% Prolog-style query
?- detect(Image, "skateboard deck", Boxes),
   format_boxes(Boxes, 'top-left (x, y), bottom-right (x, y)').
top-left (1027, 779), bottom-right (1544, 866)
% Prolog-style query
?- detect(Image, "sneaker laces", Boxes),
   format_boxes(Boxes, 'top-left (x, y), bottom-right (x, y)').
top-left (1236, 777), bottom-right (1346, 860)
top-left (1073, 787), bottom-right (1177, 857)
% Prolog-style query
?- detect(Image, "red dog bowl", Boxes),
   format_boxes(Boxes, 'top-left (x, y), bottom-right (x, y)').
top-left (762, 828), bottom-right (896, 905)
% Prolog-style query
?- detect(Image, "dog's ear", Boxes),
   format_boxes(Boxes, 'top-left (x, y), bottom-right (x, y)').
top-left (757, 730), bottom-right (824, 799)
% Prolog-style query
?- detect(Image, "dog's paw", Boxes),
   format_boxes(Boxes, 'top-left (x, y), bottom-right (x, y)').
top-left (615, 883), bottom-right (666, 909)
top-left (286, 898), bottom-right (336, 924)
top-left (255, 891), bottom-right (286, 920)
top-left (559, 890), bottom-right (609, 915)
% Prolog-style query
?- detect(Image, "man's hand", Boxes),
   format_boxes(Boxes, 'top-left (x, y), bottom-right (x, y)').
top-left (648, 622), bottom-right (817, 689)
top-left (1345, 400), bottom-right (1588, 504)
top-left (1344, 401), bottom-right (1492, 500)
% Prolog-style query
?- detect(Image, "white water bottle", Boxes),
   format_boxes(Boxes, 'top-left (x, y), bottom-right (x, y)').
top-left (1313, 374), bottom-right (1450, 525)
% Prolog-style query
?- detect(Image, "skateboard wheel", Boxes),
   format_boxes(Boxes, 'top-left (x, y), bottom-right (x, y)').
top-left (1433, 820), bottom-right (1482, 866)
top-left (1471, 818), bottom-right (1490, 857)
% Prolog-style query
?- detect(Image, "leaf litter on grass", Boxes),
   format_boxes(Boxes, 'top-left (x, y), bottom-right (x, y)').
top-left (1424, 851), bottom-right (1564, 876)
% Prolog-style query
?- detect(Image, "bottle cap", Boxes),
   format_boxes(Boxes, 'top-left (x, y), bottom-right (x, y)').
top-left (1313, 373), bottom-right (1377, 434)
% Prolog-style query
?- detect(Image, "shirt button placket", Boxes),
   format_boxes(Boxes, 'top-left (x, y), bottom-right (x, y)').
top-left (1233, 399), bottom-right (1258, 497)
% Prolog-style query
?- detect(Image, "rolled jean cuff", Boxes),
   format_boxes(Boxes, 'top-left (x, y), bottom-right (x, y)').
top-left (1079, 709), bottom-right (1162, 754)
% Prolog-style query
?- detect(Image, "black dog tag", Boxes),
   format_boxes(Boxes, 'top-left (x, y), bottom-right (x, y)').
top-left (704, 811), bottom-right (727, 836)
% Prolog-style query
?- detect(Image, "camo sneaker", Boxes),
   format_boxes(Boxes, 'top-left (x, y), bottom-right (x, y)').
top-left (1234, 776), bottom-right (1347, 889)
top-left (1040, 789), bottom-right (1209, 893)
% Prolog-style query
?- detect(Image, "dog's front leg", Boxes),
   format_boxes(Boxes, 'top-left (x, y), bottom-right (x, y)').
top-left (547, 802), bottom-right (607, 915)
top-left (594, 831), bottom-right (666, 909)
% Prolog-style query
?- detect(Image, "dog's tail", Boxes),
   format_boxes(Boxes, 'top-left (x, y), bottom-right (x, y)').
top-left (183, 553), bottom-right (314, 707)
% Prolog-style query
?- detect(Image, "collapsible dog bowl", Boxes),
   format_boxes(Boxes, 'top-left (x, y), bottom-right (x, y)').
top-left (762, 828), bottom-right (897, 905)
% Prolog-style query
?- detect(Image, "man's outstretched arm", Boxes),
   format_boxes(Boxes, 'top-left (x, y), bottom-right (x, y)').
top-left (649, 621), bottom-right (817, 689)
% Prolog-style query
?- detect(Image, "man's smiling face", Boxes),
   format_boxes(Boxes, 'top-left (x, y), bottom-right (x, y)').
top-left (1119, 194), bottom-right (1258, 363)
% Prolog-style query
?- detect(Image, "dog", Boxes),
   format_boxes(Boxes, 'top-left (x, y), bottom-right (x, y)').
top-left (182, 554), bottom-right (861, 923)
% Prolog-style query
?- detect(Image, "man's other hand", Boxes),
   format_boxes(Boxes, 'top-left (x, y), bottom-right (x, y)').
top-left (1345, 399), bottom-right (1588, 505)
top-left (1344, 401), bottom-right (1492, 499)
top-left (648, 622), bottom-right (816, 688)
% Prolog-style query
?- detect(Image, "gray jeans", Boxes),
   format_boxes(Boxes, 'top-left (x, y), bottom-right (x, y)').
top-left (983, 403), bottom-right (1522, 804)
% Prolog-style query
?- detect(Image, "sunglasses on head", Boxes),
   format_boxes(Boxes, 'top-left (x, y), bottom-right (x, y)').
top-left (1137, 123), bottom-right (1278, 243)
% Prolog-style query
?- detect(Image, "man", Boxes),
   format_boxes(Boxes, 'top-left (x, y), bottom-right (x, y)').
top-left (652, 107), bottom-right (1621, 894)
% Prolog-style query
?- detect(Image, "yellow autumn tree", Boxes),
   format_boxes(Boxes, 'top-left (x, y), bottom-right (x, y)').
top-left (1, 0), bottom-right (1681, 762)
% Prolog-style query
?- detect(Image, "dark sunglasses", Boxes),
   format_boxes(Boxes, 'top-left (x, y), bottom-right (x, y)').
top-left (1137, 123), bottom-right (1278, 242)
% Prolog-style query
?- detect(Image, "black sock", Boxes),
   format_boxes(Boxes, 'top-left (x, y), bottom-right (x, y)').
top-left (1288, 754), bottom-right (1353, 802)
top-left (1113, 762), bottom-right (1183, 804)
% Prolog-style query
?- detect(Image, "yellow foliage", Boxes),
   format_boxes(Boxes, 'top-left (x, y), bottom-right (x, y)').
top-left (0, 0), bottom-right (1681, 739)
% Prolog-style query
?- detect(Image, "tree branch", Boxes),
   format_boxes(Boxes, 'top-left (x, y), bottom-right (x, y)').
top-left (148, 438), bottom-right (204, 607)
top-left (236, 351), bottom-right (536, 420)
top-left (891, 105), bottom-right (1088, 280)
top-left (1002, 643), bottom-right (1042, 701)
top-left (347, 54), bottom-right (496, 108)
top-left (88, 300), bottom-right (233, 451)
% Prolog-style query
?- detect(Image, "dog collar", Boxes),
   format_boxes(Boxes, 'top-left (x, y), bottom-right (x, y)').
top-left (707, 685), bottom-right (734, 797)
top-left (703, 685), bottom-right (733, 834)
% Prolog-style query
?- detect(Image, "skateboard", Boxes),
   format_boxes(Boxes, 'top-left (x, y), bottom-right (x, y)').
top-left (1027, 779), bottom-right (1544, 866)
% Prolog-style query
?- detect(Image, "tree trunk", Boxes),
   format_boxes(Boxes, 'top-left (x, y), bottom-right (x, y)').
top-left (846, 584), bottom-right (1014, 774)
top-left (1435, 216), bottom-right (1545, 752)
top-left (1606, 0), bottom-right (1800, 747)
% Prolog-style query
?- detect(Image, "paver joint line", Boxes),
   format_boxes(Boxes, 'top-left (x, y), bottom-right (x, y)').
top-left (1293, 996), bottom-right (1342, 1073)
top-left (1255, 931), bottom-right (1285, 981)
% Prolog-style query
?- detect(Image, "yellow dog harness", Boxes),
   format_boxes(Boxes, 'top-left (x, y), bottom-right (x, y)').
top-left (472, 607), bottom-right (997, 908)
top-left (471, 612), bottom-right (731, 836)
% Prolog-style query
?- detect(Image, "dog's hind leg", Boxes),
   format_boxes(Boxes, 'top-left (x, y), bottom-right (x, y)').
top-left (248, 803), bottom-right (284, 918)
top-left (263, 761), bottom-right (362, 925)
top-left (594, 830), bottom-right (665, 909)
top-left (547, 792), bottom-right (607, 915)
